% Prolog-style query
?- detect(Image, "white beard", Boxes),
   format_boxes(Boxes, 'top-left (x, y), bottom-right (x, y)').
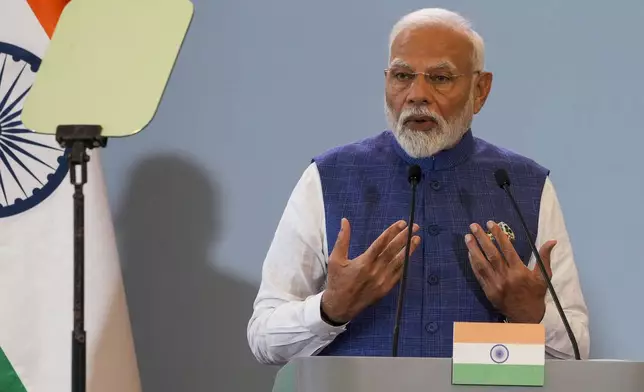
top-left (385, 93), bottom-right (475, 158)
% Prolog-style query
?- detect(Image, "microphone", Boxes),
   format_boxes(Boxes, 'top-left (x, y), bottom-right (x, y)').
top-left (494, 169), bottom-right (581, 360)
top-left (392, 164), bottom-right (422, 357)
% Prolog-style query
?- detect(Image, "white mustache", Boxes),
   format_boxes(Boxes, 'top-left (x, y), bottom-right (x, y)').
top-left (398, 107), bottom-right (443, 126)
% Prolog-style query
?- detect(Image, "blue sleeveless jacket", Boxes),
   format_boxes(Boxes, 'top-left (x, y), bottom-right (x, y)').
top-left (313, 130), bottom-right (548, 358)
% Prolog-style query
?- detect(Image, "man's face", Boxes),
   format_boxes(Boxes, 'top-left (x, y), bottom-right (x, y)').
top-left (385, 25), bottom-right (492, 158)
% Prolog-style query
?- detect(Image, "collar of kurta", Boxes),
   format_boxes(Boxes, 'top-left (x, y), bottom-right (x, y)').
top-left (388, 128), bottom-right (475, 171)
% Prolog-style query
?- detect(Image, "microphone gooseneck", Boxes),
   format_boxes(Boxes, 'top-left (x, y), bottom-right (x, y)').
top-left (391, 164), bottom-right (421, 357)
top-left (493, 169), bottom-right (581, 360)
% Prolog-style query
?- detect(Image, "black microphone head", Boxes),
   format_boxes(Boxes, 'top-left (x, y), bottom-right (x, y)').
top-left (408, 164), bottom-right (422, 184)
top-left (494, 169), bottom-right (511, 188)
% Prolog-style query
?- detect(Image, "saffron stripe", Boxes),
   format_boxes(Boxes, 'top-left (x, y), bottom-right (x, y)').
top-left (452, 364), bottom-right (545, 386)
top-left (453, 322), bottom-right (545, 344)
top-left (26, 0), bottom-right (71, 38)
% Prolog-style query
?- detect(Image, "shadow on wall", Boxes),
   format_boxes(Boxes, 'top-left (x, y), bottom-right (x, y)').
top-left (114, 154), bottom-right (278, 391)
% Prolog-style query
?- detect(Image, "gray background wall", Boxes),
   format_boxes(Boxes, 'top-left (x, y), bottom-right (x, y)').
top-left (101, 0), bottom-right (644, 390)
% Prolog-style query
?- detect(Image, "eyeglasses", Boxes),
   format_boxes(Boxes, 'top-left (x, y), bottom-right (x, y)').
top-left (384, 68), bottom-right (481, 94)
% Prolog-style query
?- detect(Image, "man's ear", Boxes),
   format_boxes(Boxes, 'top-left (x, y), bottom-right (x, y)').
top-left (473, 71), bottom-right (493, 114)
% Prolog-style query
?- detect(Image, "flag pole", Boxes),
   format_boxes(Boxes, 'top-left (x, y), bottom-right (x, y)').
top-left (56, 125), bottom-right (107, 392)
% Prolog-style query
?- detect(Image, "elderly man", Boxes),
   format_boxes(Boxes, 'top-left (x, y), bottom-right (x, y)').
top-left (247, 8), bottom-right (589, 365)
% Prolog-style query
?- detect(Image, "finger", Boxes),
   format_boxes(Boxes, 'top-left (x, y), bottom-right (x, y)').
top-left (465, 233), bottom-right (498, 289)
top-left (363, 220), bottom-right (407, 260)
top-left (487, 221), bottom-right (522, 268)
top-left (469, 223), bottom-right (505, 273)
top-left (378, 223), bottom-right (420, 263)
top-left (535, 240), bottom-right (557, 280)
top-left (388, 235), bottom-right (421, 275)
top-left (330, 218), bottom-right (351, 263)
top-left (467, 251), bottom-right (489, 292)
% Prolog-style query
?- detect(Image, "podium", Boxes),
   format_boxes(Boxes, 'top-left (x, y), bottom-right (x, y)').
top-left (272, 356), bottom-right (644, 392)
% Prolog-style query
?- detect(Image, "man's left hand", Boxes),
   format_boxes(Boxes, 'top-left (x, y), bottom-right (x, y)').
top-left (465, 221), bottom-right (557, 324)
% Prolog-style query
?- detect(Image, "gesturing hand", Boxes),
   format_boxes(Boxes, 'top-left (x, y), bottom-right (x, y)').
top-left (321, 218), bottom-right (421, 325)
top-left (465, 221), bottom-right (557, 324)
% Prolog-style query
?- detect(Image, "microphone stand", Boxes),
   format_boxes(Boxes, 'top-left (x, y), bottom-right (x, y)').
top-left (498, 181), bottom-right (581, 361)
top-left (56, 124), bottom-right (107, 392)
top-left (391, 171), bottom-right (420, 357)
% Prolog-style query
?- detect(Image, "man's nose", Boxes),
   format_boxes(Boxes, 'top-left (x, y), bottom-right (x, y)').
top-left (406, 76), bottom-right (434, 106)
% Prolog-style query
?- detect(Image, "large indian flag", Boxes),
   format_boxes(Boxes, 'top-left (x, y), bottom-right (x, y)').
top-left (452, 322), bottom-right (545, 386)
top-left (0, 0), bottom-right (141, 391)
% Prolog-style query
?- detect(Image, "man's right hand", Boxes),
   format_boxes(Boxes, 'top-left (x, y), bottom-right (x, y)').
top-left (320, 218), bottom-right (421, 325)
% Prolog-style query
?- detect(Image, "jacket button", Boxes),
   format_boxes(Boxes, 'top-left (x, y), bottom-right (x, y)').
top-left (428, 225), bottom-right (441, 236)
top-left (430, 180), bottom-right (441, 191)
top-left (425, 322), bottom-right (439, 334)
top-left (427, 274), bottom-right (439, 285)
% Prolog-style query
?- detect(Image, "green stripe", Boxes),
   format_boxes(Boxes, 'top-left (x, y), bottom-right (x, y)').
top-left (272, 362), bottom-right (295, 392)
top-left (452, 363), bottom-right (544, 386)
top-left (0, 347), bottom-right (27, 392)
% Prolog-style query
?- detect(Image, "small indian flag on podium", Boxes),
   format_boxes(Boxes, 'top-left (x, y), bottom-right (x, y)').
top-left (452, 322), bottom-right (545, 386)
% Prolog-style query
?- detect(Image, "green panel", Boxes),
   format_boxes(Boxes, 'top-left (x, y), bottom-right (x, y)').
top-left (452, 363), bottom-right (544, 386)
top-left (0, 347), bottom-right (27, 392)
top-left (22, 0), bottom-right (193, 137)
top-left (272, 362), bottom-right (296, 392)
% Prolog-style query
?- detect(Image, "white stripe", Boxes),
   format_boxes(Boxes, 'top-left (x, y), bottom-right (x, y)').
top-left (453, 343), bottom-right (545, 365)
top-left (0, 2), bottom-right (142, 391)
top-left (3, 0), bottom-right (49, 55)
